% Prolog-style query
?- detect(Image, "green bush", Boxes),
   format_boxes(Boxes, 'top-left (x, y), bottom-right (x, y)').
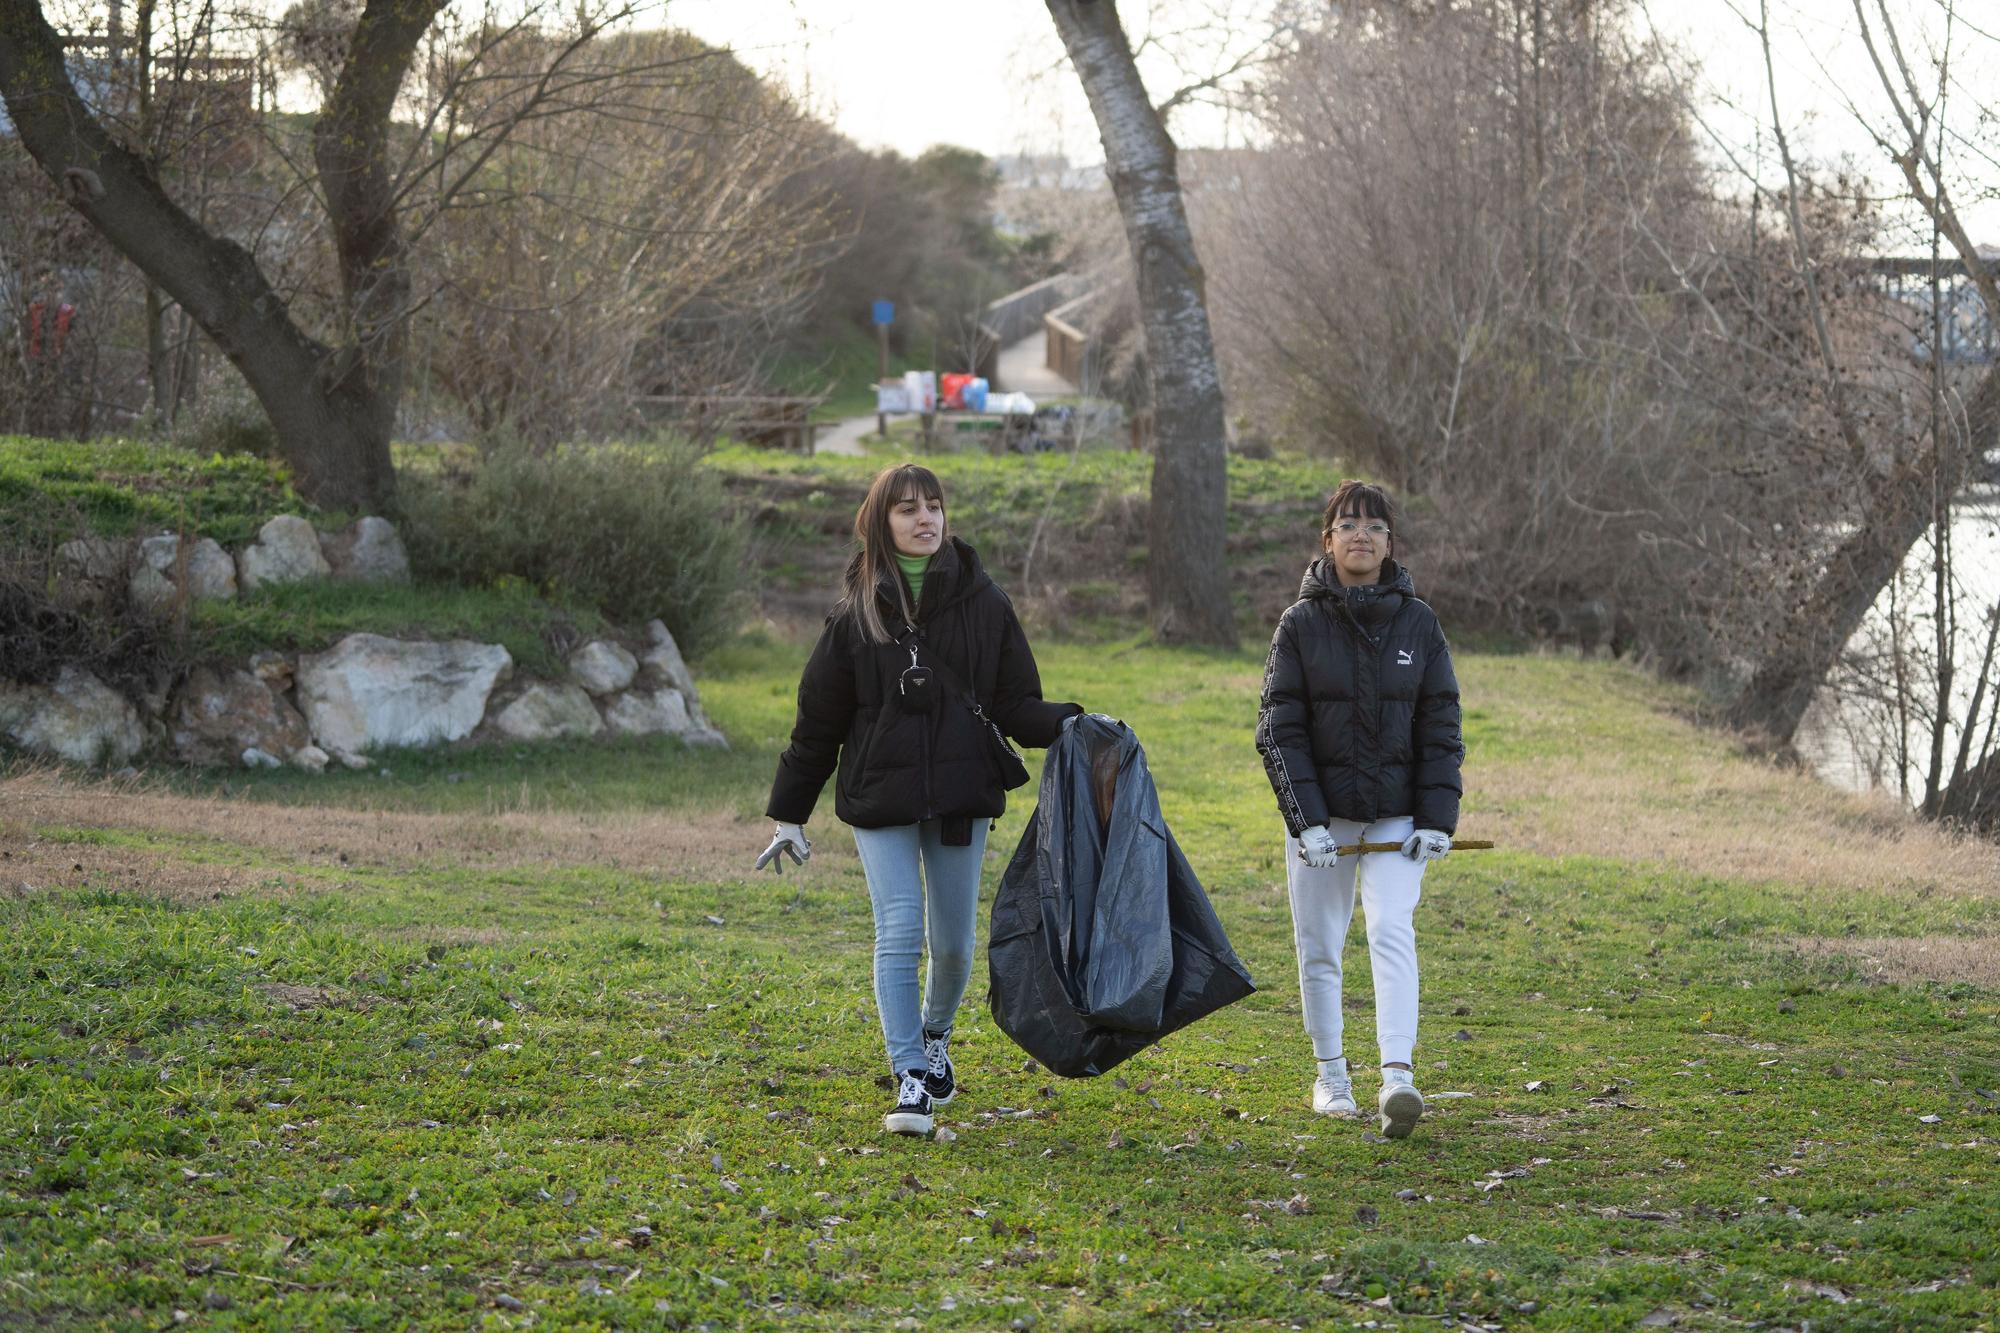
top-left (397, 438), bottom-right (746, 659)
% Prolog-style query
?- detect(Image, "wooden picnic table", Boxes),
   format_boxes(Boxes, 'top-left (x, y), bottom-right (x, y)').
top-left (632, 395), bottom-right (825, 453)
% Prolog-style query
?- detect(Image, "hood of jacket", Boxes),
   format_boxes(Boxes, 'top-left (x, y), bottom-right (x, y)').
top-left (1298, 556), bottom-right (1415, 629)
top-left (867, 535), bottom-right (993, 626)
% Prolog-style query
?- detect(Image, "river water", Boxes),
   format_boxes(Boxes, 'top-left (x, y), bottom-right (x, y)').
top-left (1796, 484), bottom-right (2000, 802)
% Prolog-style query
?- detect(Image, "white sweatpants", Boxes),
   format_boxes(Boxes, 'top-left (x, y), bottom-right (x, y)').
top-left (1284, 814), bottom-right (1424, 1067)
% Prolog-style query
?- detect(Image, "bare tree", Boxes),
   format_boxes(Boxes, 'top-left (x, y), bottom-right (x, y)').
top-left (1045, 0), bottom-right (1235, 647)
top-left (406, 27), bottom-right (829, 444)
top-left (1722, 0), bottom-right (2000, 747)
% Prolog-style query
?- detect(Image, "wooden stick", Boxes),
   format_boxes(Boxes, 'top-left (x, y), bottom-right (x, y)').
top-left (1337, 839), bottom-right (1496, 856)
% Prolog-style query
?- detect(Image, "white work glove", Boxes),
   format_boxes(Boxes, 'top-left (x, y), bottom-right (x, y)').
top-left (1401, 829), bottom-right (1451, 863)
top-left (754, 822), bottom-right (811, 874)
top-left (1297, 824), bottom-right (1342, 868)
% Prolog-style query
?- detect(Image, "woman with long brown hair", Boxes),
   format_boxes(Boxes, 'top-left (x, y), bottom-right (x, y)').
top-left (758, 463), bottom-right (1081, 1136)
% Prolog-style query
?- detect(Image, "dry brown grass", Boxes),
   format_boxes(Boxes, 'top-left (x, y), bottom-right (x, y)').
top-left (1789, 935), bottom-right (2000, 988)
top-left (1, 768), bottom-right (828, 903)
top-left (1471, 742), bottom-right (2000, 902)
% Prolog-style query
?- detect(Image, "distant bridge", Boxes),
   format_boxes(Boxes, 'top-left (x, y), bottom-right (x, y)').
top-left (1868, 256), bottom-right (1997, 366)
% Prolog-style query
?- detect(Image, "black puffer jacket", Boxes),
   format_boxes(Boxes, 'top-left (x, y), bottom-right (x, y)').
top-left (767, 537), bottom-right (1078, 829)
top-left (1255, 557), bottom-right (1464, 837)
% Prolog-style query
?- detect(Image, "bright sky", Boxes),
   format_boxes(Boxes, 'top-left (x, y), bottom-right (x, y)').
top-left (667, 0), bottom-right (2000, 247)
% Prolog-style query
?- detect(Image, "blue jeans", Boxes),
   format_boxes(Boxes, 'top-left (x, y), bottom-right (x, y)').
top-left (850, 818), bottom-right (989, 1076)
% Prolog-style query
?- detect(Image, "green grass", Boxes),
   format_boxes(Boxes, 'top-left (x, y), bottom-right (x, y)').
top-left (4, 638), bottom-right (1996, 1329)
top-left (0, 436), bottom-right (306, 548)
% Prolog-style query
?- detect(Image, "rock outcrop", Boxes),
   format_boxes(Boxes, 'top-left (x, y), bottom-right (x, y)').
top-left (296, 634), bottom-right (513, 762)
top-left (0, 667), bottom-right (145, 766)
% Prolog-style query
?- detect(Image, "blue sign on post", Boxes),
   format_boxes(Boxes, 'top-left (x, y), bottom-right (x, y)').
top-left (872, 299), bottom-right (895, 327)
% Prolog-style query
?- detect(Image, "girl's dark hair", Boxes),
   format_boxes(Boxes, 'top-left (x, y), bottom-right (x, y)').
top-left (842, 463), bottom-right (946, 643)
top-left (1321, 480), bottom-right (1397, 541)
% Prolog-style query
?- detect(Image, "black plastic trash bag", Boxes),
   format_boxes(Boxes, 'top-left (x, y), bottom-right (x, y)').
top-left (987, 714), bottom-right (1255, 1077)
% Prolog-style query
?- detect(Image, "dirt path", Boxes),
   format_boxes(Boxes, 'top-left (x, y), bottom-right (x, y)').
top-left (815, 414), bottom-right (877, 456)
top-left (0, 769), bottom-right (802, 902)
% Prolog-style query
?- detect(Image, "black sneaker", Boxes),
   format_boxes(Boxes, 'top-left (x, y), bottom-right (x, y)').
top-left (884, 1071), bottom-right (934, 1136)
top-left (921, 1027), bottom-right (956, 1104)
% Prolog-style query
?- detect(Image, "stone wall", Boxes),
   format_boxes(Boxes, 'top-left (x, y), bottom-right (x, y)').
top-left (1, 516), bottom-right (727, 770)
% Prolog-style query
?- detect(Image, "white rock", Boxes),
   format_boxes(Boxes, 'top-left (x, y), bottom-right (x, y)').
top-left (238, 515), bottom-right (330, 590)
top-left (637, 620), bottom-right (727, 747)
top-left (683, 722), bottom-right (730, 750)
top-left (168, 665), bottom-right (312, 768)
top-left (494, 682), bottom-right (605, 742)
top-left (291, 745), bottom-right (330, 774)
top-left (57, 536), bottom-right (130, 581)
top-left (0, 667), bottom-right (144, 766)
top-left (296, 633), bottom-right (512, 761)
top-left (568, 641), bottom-right (638, 696)
top-left (603, 686), bottom-right (691, 737)
top-left (241, 746), bottom-right (283, 769)
top-left (320, 516), bottom-right (410, 584)
top-left (129, 562), bottom-right (178, 615)
top-left (249, 651), bottom-right (292, 685)
top-left (185, 538), bottom-right (238, 600)
top-left (639, 619), bottom-right (699, 697)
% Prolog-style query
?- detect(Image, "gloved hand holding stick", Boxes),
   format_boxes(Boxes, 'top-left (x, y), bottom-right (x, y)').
top-left (1354, 837), bottom-right (1493, 857)
top-left (1293, 836), bottom-right (1495, 863)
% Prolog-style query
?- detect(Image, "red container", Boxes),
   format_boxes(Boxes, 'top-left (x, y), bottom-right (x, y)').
top-left (940, 372), bottom-right (976, 410)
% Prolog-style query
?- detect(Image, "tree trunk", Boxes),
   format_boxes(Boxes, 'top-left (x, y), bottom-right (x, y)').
top-left (1045, 0), bottom-right (1236, 647)
top-left (1726, 365), bottom-right (2000, 745)
top-left (0, 0), bottom-right (421, 512)
top-left (1937, 746), bottom-right (2000, 836)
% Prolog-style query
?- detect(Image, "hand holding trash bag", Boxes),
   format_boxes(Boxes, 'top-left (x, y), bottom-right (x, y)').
top-left (988, 714), bottom-right (1255, 1077)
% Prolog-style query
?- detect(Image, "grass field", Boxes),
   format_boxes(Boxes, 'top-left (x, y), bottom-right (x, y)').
top-left (4, 635), bottom-right (1997, 1331)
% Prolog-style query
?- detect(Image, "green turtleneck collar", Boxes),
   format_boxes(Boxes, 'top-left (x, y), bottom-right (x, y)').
top-left (894, 550), bottom-right (932, 598)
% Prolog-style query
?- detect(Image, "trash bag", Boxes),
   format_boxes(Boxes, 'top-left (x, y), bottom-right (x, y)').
top-left (987, 714), bottom-right (1255, 1077)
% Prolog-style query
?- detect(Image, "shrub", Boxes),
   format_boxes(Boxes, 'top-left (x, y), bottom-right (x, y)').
top-left (397, 438), bottom-right (746, 658)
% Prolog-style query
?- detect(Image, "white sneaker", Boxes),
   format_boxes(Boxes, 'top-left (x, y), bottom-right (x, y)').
top-left (883, 1071), bottom-right (934, 1136)
top-left (1377, 1075), bottom-right (1424, 1140)
top-left (1312, 1071), bottom-right (1357, 1116)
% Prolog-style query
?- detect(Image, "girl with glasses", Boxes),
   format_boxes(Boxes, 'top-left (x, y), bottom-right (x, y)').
top-left (1255, 480), bottom-right (1465, 1138)
top-left (757, 463), bottom-right (1082, 1136)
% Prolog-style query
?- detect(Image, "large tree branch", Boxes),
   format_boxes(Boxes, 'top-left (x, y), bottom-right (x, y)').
top-left (314, 0), bottom-right (446, 370)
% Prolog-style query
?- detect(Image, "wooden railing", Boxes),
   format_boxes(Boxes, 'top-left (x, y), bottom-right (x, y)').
top-left (1043, 289), bottom-right (1100, 388)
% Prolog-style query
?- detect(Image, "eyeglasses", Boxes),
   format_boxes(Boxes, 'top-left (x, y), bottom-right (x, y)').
top-left (1328, 521), bottom-right (1390, 538)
